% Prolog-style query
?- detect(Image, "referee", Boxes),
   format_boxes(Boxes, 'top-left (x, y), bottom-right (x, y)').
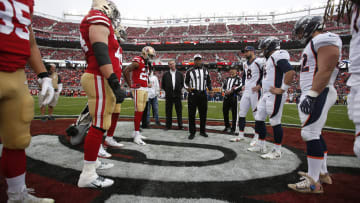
top-left (185, 54), bottom-right (212, 140)
top-left (222, 66), bottom-right (242, 134)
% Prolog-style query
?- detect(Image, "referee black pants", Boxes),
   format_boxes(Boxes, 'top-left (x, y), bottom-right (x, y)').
top-left (223, 95), bottom-right (237, 131)
top-left (188, 92), bottom-right (207, 135)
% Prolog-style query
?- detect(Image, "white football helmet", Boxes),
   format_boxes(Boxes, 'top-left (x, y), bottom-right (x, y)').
top-left (141, 46), bottom-right (156, 60)
top-left (92, 0), bottom-right (120, 22)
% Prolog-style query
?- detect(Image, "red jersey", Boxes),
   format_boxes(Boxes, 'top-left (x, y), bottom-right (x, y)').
top-left (80, 9), bottom-right (121, 76)
top-left (0, 0), bottom-right (34, 72)
top-left (131, 56), bottom-right (148, 88)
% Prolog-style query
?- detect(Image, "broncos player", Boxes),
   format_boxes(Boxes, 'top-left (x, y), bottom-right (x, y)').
top-left (288, 16), bottom-right (342, 194)
top-left (123, 46), bottom-right (156, 145)
top-left (77, 0), bottom-right (126, 188)
top-left (230, 46), bottom-right (264, 145)
top-left (0, 0), bottom-right (55, 202)
top-left (247, 37), bottom-right (295, 160)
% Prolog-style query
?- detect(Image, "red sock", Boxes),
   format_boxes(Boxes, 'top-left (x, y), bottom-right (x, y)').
top-left (84, 126), bottom-right (104, 161)
top-left (107, 113), bottom-right (120, 137)
top-left (134, 111), bottom-right (143, 131)
top-left (1, 148), bottom-right (26, 178)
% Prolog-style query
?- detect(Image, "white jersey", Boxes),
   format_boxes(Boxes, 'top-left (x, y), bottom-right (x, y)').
top-left (300, 32), bottom-right (342, 93)
top-left (348, 5), bottom-right (360, 87)
top-left (262, 50), bottom-right (290, 92)
top-left (243, 58), bottom-right (264, 91)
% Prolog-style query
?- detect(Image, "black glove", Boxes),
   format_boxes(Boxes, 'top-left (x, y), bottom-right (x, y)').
top-left (300, 95), bottom-right (316, 114)
top-left (107, 73), bottom-right (126, 103)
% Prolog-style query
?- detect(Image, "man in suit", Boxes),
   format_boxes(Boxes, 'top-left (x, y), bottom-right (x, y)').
top-left (161, 60), bottom-right (184, 130)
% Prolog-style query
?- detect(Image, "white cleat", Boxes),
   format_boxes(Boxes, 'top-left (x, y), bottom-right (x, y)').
top-left (230, 136), bottom-right (245, 142)
top-left (78, 175), bottom-right (114, 188)
top-left (134, 135), bottom-right (146, 145)
top-left (95, 159), bottom-right (114, 170)
top-left (7, 186), bottom-right (54, 203)
top-left (260, 149), bottom-right (282, 159)
top-left (98, 144), bottom-right (111, 158)
top-left (250, 137), bottom-right (258, 147)
top-left (247, 145), bottom-right (267, 153)
top-left (104, 136), bottom-right (124, 148)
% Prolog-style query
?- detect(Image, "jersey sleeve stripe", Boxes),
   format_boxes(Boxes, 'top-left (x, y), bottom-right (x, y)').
top-left (87, 15), bottom-right (109, 21)
top-left (89, 20), bottom-right (110, 27)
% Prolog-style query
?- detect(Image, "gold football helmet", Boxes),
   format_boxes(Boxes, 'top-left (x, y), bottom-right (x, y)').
top-left (92, 0), bottom-right (120, 22)
top-left (141, 46), bottom-right (156, 60)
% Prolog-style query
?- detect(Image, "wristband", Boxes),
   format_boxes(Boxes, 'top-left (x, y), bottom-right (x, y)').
top-left (280, 83), bottom-right (289, 91)
top-left (308, 90), bottom-right (319, 98)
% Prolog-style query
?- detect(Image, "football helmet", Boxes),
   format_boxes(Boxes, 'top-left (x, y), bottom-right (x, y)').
top-left (292, 16), bottom-right (324, 45)
top-left (114, 24), bottom-right (127, 43)
top-left (258, 36), bottom-right (280, 58)
top-left (92, 0), bottom-right (120, 22)
top-left (141, 46), bottom-right (156, 61)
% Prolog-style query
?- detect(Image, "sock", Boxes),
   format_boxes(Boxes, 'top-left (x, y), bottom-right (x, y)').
top-left (1, 148), bottom-right (26, 178)
top-left (238, 131), bottom-right (244, 137)
top-left (134, 111), bottom-right (143, 131)
top-left (107, 113), bottom-right (120, 138)
top-left (6, 173), bottom-right (26, 193)
top-left (306, 140), bottom-right (324, 182)
top-left (253, 133), bottom-right (259, 139)
top-left (319, 135), bottom-right (328, 174)
top-left (255, 121), bottom-right (266, 140)
top-left (272, 124), bottom-right (283, 145)
top-left (84, 126), bottom-right (105, 162)
top-left (238, 117), bottom-right (246, 131)
top-left (274, 144), bottom-right (281, 152)
top-left (258, 139), bottom-right (265, 147)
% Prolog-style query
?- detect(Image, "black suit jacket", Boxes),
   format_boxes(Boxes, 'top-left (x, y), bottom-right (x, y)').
top-left (162, 71), bottom-right (184, 99)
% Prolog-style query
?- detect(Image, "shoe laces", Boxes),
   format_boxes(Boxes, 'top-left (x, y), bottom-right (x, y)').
top-left (296, 178), bottom-right (311, 188)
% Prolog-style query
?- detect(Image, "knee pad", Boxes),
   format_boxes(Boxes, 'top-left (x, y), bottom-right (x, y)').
top-left (354, 136), bottom-right (360, 159)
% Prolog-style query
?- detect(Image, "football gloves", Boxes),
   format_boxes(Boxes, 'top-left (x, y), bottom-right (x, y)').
top-left (107, 73), bottom-right (126, 103)
top-left (37, 72), bottom-right (55, 106)
top-left (300, 95), bottom-right (316, 115)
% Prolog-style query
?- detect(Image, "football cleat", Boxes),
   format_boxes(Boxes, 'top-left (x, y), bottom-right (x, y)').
top-left (247, 145), bottom-right (267, 153)
top-left (104, 136), bottom-right (124, 148)
top-left (230, 135), bottom-right (245, 142)
top-left (320, 173), bottom-right (332, 185)
top-left (250, 137), bottom-right (258, 147)
top-left (98, 144), bottom-right (111, 158)
top-left (78, 175), bottom-right (114, 188)
top-left (7, 186), bottom-right (54, 203)
top-left (288, 172), bottom-right (324, 194)
top-left (95, 159), bottom-right (114, 170)
top-left (260, 149), bottom-right (282, 159)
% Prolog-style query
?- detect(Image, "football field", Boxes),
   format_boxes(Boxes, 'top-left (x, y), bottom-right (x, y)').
top-left (34, 96), bottom-right (355, 130)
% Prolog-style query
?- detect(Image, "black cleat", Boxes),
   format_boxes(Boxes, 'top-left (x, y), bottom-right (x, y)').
top-left (188, 134), bottom-right (195, 140)
top-left (200, 133), bottom-right (208, 138)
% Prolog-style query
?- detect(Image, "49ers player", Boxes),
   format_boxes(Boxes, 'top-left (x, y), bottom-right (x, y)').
top-left (0, 0), bottom-right (54, 202)
top-left (123, 46), bottom-right (156, 145)
top-left (77, 0), bottom-right (126, 188)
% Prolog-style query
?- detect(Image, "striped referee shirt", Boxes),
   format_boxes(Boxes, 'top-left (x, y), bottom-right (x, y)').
top-left (184, 66), bottom-right (212, 91)
top-left (222, 75), bottom-right (242, 92)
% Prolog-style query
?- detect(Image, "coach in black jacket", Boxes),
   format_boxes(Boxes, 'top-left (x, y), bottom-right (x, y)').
top-left (162, 60), bottom-right (184, 130)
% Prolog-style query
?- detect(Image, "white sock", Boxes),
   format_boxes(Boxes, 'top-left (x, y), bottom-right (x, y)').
top-left (321, 153), bottom-right (328, 174)
top-left (238, 131), bottom-right (244, 137)
top-left (258, 139), bottom-right (265, 147)
top-left (253, 133), bottom-right (259, 139)
top-left (6, 173), bottom-right (26, 193)
top-left (307, 157), bottom-right (323, 182)
top-left (274, 144), bottom-right (281, 152)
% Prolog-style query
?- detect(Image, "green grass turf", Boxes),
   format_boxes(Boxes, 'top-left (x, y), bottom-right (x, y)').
top-left (34, 96), bottom-right (355, 130)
